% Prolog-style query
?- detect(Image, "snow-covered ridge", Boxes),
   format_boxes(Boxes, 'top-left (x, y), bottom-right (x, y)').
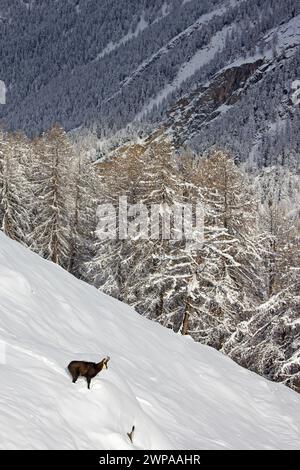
top-left (265, 14), bottom-right (300, 52)
top-left (135, 25), bottom-right (231, 121)
top-left (137, 10), bottom-right (300, 124)
top-left (103, 2), bottom-right (233, 106)
top-left (0, 232), bottom-right (300, 450)
top-left (96, 15), bottom-right (149, 61)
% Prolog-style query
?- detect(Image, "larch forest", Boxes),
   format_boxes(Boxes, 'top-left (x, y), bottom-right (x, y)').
top-left (0, 0), bottom-right (300, 453)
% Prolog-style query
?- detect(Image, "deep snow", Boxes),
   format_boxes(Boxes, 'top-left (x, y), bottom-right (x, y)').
top-left (0, 233), bottom-right (300, 450)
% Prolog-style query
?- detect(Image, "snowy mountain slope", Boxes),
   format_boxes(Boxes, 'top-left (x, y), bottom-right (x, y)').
top-left (0, 233), bottom-right (300, 450)
top-left (134, 12), bottom-right (300, 166)
top-left (135, 23), bottom-right (232, 122)
top-left (1, 0), bottom-right (300, 156)
top-left (0, 0), bottom-right (230, 133)
top-left (65, 1), bottom-right (300, 167)
top-left (104, 1), bottom-right (233, 108)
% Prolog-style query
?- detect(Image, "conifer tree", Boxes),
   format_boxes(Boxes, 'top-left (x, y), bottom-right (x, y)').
top-left (31, 124), bottom-right (76, 269)
top-left (0, 131), bottom-right (32, 245)
top-left (188, 151), bottom-right (265, 347)
top-left (69, 148), bottom-right (100, 278)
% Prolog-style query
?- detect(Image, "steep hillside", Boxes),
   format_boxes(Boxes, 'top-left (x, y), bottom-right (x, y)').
top-left (1, 232), bottom-right (300, 450)
top-left (164, 14), bottom-right (300, 167)
top-left (117, 12), bottom-right (300, 167)
top-left (0, 0), bottom-right (300, 167)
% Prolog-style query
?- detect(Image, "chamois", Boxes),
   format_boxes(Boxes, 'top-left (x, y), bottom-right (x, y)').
top-left (68, 356), bottom-right (110, 389)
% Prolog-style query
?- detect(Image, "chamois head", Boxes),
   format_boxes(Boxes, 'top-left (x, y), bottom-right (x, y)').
top-left (98, 356), bottom-right (110, 370)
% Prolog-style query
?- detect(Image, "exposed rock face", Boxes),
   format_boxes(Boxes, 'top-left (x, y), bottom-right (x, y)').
top-left (107, 59), bottom-right (266, 156)
top-left (162, 60), bottom-right (264, 146)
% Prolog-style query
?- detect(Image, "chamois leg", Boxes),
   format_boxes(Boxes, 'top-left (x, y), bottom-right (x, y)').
top-left (72, 368), bottom-right (80, 384)
top-left (86, 376), bottom-right (91, 390)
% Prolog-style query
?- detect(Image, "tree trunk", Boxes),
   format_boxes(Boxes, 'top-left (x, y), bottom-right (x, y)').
top-left (181, 305), bottom-right (189, 336)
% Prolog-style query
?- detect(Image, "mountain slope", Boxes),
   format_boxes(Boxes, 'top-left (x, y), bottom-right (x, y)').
top-left (0, 232), bottom-right (300, 449)
top-left (118, 12), bottom-right (300, 167)
top-left (1, 0), bottom-right (299, 161)
top-left (162, 12), bottom-right (300, 167)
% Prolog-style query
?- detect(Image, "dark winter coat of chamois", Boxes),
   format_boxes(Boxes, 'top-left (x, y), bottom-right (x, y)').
top-left (68, 357), bottom-right (110, 389)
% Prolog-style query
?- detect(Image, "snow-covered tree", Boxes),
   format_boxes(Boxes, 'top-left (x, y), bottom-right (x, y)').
top-left (184, 151), bottom-right (266, 348)
top-left (225, 166), bottom-right (300, 392)
top-left (68, 147), bottom-right (100, 278)
top-left (31, 124), bottom-right (76, 269)
top-left (0, 131), bottom-right (32, 244)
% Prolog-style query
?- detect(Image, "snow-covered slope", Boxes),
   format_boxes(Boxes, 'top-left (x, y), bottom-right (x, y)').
top-left (135, 12), bottom-right (300, 166)
top-left (1, 0), bottom-right (300, 151)
top-left (0, 232), bottom-right (300, 450)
